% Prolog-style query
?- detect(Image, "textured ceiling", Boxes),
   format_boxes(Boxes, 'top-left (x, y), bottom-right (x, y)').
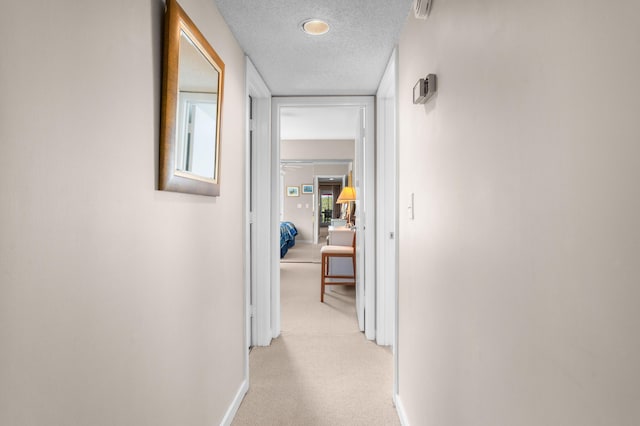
top-left (215, 0), bottom-right (413, 96)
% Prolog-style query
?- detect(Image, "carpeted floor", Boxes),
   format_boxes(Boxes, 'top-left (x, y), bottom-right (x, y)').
top-left (232, 262), bottom-right (399, 425)
top-left (280, 242), bottom-right (324, 264)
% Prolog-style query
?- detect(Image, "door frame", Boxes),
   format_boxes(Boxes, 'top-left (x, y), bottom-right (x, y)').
top-left (226, 56), bottom-right (272, 425)
top-left (245, 58), bottom-right (272, 349)
top-left (270, 96), bottom-right (376, 340)
top-left (314, 174), bottom-right (347, 244)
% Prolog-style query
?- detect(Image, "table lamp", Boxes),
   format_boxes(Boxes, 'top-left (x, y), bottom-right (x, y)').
top-left (336, 186), bottom-right (356, 225)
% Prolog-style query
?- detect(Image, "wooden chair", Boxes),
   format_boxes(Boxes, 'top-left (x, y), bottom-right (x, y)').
top-left (320, 231), bottom-right (356, 302)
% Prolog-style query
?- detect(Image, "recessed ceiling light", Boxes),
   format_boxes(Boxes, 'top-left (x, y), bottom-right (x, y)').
top-left (301, 19), bottom-right (330, 36)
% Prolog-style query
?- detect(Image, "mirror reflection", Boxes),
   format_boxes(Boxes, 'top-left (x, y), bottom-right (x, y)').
top-left (159, 0), bottom-right (224, 196)
top-left (176, 30), bottom-right (219, 180)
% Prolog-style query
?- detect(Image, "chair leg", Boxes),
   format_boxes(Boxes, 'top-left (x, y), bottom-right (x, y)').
top-left (321, 253), bottom-right (325, 303)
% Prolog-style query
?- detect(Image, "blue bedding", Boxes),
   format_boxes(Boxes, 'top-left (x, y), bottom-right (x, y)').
top-left (280, 222), bottom-right (298, 258)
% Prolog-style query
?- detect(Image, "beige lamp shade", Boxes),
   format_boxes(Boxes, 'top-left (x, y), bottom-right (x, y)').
top-left (337, 186), bottom-right (356, 203)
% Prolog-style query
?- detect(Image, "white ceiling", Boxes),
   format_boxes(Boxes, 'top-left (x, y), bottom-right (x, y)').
top-left (215, 0), bottom-right (413, 96)
top-left (280, 106), bottom-right (360, 140)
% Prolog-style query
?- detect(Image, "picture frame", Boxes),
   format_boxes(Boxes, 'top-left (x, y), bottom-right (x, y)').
top-left (301, 184), bottom-right (313, 194)
top-left (159, 0), bottom-right (225, 196)
top-left (287, 186), bottom-right (300, 197)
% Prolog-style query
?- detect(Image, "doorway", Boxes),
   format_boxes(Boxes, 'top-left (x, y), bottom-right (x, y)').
top-left (270, 97), bottom-right (376, 339)
top-left (314, 175), bottom-right (346, 244)
top-left (319, 181), bottom-right (340, 224)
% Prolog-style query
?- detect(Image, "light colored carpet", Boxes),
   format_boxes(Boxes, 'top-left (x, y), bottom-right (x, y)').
top-left (232, 263), bottom-right (399, 425)
top-left (280, 242), bottom-right (324, 264)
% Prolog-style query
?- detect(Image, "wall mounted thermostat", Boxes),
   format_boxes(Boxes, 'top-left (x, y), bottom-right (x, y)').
top-left (413, 74), bottom-right (437, 104)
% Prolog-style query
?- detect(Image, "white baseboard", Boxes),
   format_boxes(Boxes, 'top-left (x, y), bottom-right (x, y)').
top-left (220, 379), bottom-right (248, 426)
top-left (393, 393), bottom-right (409, 426)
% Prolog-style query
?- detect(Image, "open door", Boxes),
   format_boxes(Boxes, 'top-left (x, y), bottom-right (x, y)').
top-left (353, 103), bottom-right (376, 340)
top-left (354, 107), bottom-right (366, 332)
top-left (246, 58), bottom-right (272, 348)
top-left (376, 48), bottom-right (398, 348)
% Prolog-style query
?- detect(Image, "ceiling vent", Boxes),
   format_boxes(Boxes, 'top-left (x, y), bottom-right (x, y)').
top-left (414, 0), bottom-right (432, 19)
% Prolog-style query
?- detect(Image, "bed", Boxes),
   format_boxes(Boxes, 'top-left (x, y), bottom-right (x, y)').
top-left (280, 222), bottom-right (298, 258)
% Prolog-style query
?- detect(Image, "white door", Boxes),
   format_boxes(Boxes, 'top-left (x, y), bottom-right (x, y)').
top-left (246, 58), bottom-right (272, 347)
top-left (354, 107), bottom-right (365, 331)
top-left (248, 95), bottom-right (255, 348)
top-left (376, 49), bottom-right (398, 347)
top-left (357, 104), bottom-right (377, 339)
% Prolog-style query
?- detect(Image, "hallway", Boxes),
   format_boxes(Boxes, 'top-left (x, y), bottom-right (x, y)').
top-left (233, 261), bottom-right (397, 425)
top-left (4, 1), bottom-right (640, 425)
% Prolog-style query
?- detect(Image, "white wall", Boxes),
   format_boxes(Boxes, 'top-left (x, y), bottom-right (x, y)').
top-left (282, 164), bottom-right (349, 241)
top-left (0, 1), bottom-right (246, 425)
top-left (397, 1), bottom-right (640, 425)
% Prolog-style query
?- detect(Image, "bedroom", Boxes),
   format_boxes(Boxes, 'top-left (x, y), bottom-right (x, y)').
top-left (277, 109), bottom-right (359, 312)
top-left (278, 106), bottom-right (357, 258)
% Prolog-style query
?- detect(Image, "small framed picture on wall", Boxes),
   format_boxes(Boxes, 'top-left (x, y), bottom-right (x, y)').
top-left (302, 184), bottom-right (313, 194)
top-left (287, 186), bottom-right (300, 197)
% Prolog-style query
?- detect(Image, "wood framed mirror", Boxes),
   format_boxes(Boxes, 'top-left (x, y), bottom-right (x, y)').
top-left (159, 0), bottom-right (225, 196)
